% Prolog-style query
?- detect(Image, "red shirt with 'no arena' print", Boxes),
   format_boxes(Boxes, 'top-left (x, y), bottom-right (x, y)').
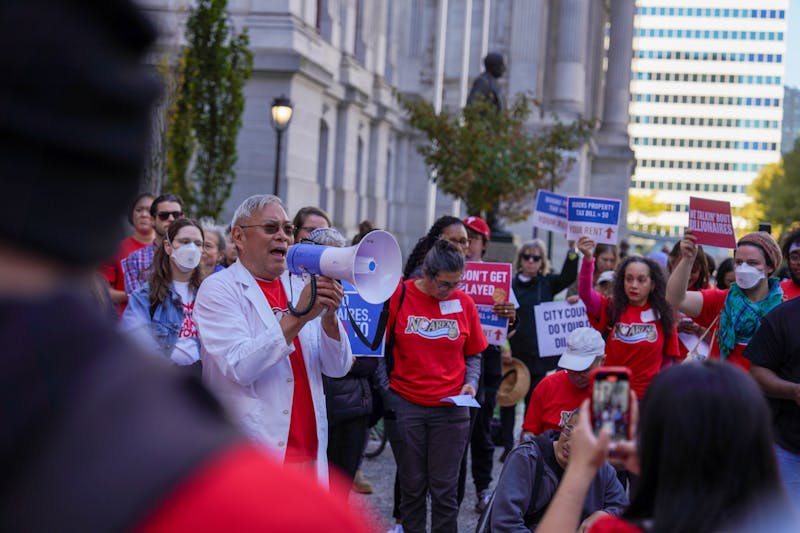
top-left (388, 279), bottom-right (488, 406)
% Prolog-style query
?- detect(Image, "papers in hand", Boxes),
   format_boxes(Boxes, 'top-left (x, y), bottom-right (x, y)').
top-left (440, 395), bottom-right (481, 408)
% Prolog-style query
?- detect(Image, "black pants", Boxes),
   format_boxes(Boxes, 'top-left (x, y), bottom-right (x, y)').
top-left (327, 414), bottom-right (369, 484)
top-left (457, 347), bottom-right (502, 504)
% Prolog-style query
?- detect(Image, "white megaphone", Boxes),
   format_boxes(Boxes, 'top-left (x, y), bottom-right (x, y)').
top-left (286, 230), bottom-right (402, 304)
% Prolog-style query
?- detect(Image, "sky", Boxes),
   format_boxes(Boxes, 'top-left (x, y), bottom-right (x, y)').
top-left (786, 0), bottom-right (800, 87)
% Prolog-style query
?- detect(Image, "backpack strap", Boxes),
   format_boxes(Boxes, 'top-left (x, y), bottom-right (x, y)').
top-left (384, 280), bottom-right (406, 377)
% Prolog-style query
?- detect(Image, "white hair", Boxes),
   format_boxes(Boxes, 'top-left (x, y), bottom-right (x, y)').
top-left (199, 218), bottom-right (227, 252)
top-left (230, 194), bottom-right (285, 229)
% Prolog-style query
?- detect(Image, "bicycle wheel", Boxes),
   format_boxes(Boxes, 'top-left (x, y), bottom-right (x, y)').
top-left (363, 418), bottom-right (388, 459)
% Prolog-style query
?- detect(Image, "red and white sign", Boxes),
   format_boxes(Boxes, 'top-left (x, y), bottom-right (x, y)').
top-left (460, 262), bottom-right (513, 346)
top-left (688, 197), bottom-right (736, 248)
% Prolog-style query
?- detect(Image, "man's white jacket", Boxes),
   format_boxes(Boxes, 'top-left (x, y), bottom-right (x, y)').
top-left (195, 261), bottom-right (352, 484)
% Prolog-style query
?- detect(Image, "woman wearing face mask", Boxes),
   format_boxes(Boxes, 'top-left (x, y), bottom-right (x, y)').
top-left (122, 218), bottom-right (205, 369)
top-left (666, 230), bottom-right (784, 371)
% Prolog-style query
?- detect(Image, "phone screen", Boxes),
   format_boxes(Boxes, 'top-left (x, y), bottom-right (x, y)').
top-left (592, 372), bottom-right (630, 441)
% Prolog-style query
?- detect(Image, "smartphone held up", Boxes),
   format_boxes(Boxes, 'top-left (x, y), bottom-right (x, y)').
top-left (590, 367), bottom-right (632, 441)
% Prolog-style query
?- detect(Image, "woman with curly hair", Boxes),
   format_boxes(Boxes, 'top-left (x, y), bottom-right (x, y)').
top-left (402, 215), bottom-right (469, 279)
top-left (577, 237), bottom-right (679, 398)
top-left (122, 218), bottom-right (204, 369)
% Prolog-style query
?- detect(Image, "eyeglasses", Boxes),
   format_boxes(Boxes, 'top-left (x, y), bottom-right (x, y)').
top-left (237, 220), bottom-right (295, 236)
top-left (203, 242), bottom-right (219, 252)
top-left (157, 210), bottom-right (183, 221)
top-left (521, 254), bottom-right (542, 262)
top-left (431, 276), bottom-right (462, 291)
top-left (445, 237), bottom-right (469, 247)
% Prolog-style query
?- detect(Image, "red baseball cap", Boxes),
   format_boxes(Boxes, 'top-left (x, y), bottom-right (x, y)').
top-left (464, 216), bottom-right (490, 241)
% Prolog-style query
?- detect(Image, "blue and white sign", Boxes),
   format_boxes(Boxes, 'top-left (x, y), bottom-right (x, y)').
top-left (566, 197), bottom-right (621, 245)
top-left (532, 190), bottom-right (568, 234)
top-left (335, 281), bottom-right (385, 357)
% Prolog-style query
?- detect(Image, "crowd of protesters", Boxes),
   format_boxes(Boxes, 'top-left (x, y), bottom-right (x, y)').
top-left (8, 2), bottom-right (800, 531)
top-left (92, 187), bottom-right (800, 533)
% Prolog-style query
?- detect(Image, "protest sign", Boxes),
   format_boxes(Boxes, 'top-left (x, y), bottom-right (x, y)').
top-left (688, 197), bottom-right (736, 248)
top-left (533, 300), bottom-right (591, 357)
top-left (460, 262), bottom-right (513, 346)
top-left (336, 281), bottom-right (385, 357)
top-left (566, 196), bottom-right (621, 245)
top-left (532, 190), bottom-right (568, 234)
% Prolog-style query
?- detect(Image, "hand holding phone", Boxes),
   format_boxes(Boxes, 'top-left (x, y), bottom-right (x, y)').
top-left (590, 367), bottom-right (632, 442)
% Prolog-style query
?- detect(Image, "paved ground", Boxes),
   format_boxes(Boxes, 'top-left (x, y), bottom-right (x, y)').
top-left (352, 404), bottom-right (523, 532)
top-left (354, 444), bottom-right (505, 532)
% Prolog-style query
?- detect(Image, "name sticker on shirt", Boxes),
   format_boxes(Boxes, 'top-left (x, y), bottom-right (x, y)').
top-left (640, 309), bottom-right (658, 323)
top-left (439, 299), bottom-right (463, 315)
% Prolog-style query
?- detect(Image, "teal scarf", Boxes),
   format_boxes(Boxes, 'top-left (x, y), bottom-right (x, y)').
top-left (717, 278), bottom-right (783, 359)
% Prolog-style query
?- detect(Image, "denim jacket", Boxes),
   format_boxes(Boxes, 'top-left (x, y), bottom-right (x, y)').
top-left (121, 282), bottom-right (195, 360)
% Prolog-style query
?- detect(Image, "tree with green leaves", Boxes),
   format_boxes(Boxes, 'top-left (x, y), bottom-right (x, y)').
top-left (744, 140), bottom-right (800, 235)
top-left (402, 95), bottom-right (595, 223)
top-left (165, 0), bottom-right (253, 220)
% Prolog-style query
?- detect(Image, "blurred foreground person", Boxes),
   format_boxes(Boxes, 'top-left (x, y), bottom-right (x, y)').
top-left (536, 362), bottom-right (794, 533)
top-left (0, 2), bottom-right (373, 531)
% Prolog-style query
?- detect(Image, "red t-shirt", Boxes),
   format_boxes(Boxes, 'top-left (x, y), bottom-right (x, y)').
top-left (695, 287), bottom-right (751, 372)
top-left (596, 300), bottom-right (680, 399)
top-left (388, 279), bottom-right (488, 406)
top-left (589, 515), bottom-right (643, 533)
top-left (781, 278), bottom-right (800, 301)
top-left (256, 278), bottom-right (317, 463)
top-left (522, 370), bottom-right (589, 435)
top-left (99, 235), bottom-right (151, 314)
top-left (136, 443), bottom-right (376, 533)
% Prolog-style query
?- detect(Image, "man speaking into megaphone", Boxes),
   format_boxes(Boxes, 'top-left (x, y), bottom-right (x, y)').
top-left (195, 195), bottom-right (353, 485)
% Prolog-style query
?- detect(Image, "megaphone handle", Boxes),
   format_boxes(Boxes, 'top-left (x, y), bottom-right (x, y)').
top-left (287, 274), bottom-right (317, 317)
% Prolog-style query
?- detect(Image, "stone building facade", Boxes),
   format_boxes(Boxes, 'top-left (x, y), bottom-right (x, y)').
top-left (141, 0), bottom-right (634, 259)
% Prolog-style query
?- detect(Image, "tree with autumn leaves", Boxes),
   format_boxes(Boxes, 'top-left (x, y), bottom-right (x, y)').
top-left (402, 95), bottom-right (595, 224)
top-left (741, 138), bottom-right (800, 236)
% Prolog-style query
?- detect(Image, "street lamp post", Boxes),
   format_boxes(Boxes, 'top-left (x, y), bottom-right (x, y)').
top-left (271, 95), bottom-right (294, 197)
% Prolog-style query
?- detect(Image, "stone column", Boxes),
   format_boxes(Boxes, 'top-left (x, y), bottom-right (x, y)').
top-left (507, 0), bottom-right (548, 100)
top-left (591, 0), bottom-right (636, 237)
top-left (600, 0), bottom-right (635, 144)
top-left (551, 0), bottom-right (590, 117)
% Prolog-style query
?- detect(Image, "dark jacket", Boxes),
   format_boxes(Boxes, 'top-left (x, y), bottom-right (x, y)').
top-left (490, 431), bottom-right (627, 532)
top-left (323, 356), bottom-right (379, 425)
top-left (509, 253), bottom-right (578, 375)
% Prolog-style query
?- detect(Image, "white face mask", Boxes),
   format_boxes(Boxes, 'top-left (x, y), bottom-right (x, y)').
top-left (171, 242), bottom-right (202, 272)
top-left (734, 263), bottom-right (765, 290)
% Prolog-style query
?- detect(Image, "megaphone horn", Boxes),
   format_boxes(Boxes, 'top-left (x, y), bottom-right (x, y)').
top-left (286, 230), bottom-right (403, 304)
